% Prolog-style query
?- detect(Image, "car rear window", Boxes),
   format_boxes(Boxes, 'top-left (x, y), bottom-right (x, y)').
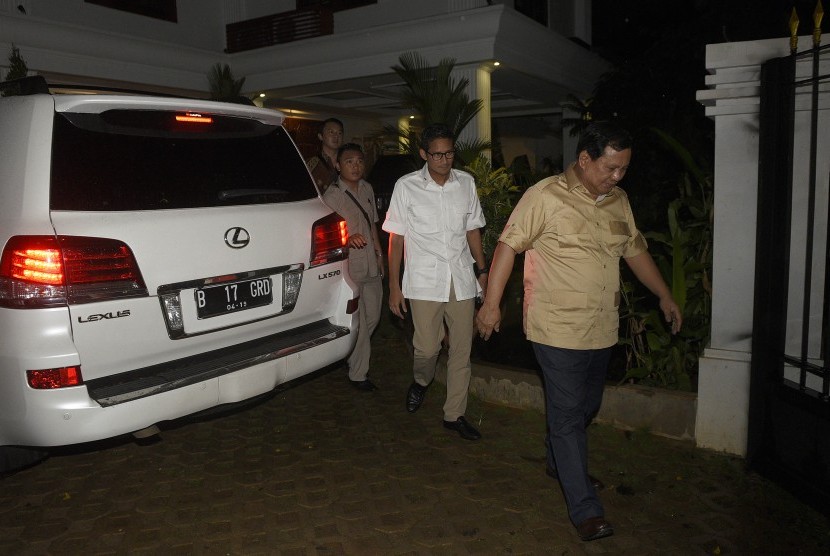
top-left (50, 110), bottom-right (317, 211)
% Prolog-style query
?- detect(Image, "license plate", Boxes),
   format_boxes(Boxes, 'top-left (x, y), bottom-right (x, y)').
top-left (195, 277), bottom-right (273, 319)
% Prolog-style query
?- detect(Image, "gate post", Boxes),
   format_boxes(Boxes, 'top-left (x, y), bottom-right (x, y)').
top-left (695, 37), bottom-right (798, 455)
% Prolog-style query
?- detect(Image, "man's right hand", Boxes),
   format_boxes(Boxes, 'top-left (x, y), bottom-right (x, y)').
top-left (475, 302), bottom-right (502, 340)
top-left (388, 288), bottom-right (407, 319)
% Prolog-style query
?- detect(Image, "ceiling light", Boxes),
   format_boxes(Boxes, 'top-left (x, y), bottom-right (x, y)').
top-left (259, 93), bottom-right (266, 98)
top-left (493, 61), bottom-right (500, 67)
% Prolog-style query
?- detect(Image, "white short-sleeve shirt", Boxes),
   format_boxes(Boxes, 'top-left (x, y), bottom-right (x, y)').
top-left (382, 164), bottom-right (486, 302)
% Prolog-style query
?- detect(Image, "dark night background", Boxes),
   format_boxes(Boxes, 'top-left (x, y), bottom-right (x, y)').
top-left (586, 0), bottom-right (824, 229)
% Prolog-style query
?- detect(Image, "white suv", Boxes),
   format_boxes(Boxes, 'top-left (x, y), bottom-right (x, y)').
top-left (0, 78), bottom-right (358, 471)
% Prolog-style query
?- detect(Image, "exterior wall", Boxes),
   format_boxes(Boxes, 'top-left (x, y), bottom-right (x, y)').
top-left (0, 1), bottom-right (602, 172)
top-left (0, 1), bottom-right (225, 94)
top-left (235, 1), bottom-right (295, 22)
top-left (5, 0), bottom-right (226, 51)
top-left (335, 0), bottom-right (491, 32)
top-left (696, 35), bottom-right (827, 455)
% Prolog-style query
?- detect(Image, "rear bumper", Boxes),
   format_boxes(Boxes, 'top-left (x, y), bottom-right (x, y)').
top-left (0, 319), bottom-right (354, 447)
top-left (87, 319), bottom-right (348, 406)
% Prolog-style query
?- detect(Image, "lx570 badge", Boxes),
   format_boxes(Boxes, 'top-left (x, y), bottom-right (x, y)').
top-left (78, 310), bottom-right (131, 323)
top-left (318, 269), bottom-right (341, 280)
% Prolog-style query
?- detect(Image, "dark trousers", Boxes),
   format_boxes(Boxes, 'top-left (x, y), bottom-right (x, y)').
top-left (532, 342), bottom-right (611, 525)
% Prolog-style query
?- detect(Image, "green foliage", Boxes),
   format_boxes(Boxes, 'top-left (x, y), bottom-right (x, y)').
top-left (619, 128), bottom-right (713, 391)
top-left (464, 156), bottom-right (521, 259)
top-left (2, 44), bottom-right (30, 97)
top-left (392, 51), bottom-right (482, 139)
top-left (5, 44), bottom-right (28, 81)
top-left (207, 63), bottom-right (246, 102)
top-left (384, 51), bottom-right (490, 164)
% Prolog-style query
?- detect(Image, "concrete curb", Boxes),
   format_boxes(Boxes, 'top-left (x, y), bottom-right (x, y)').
top-left (450, 359), bottom-right (698, 442)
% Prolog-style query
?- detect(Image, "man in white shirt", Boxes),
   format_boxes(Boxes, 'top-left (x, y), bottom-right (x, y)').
top-left (383, 123), bottom-right (488, 440)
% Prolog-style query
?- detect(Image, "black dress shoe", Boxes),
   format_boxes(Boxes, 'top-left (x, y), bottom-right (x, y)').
top-left (349, 379), bottom-right (377, 391)
top-left (546, 466), bottom-right (605, 490)
top-left (406, 382), bottom-right (427, 413)
top-left (442, 416), bottom-right (481, 440)
top-left (576, 516), bottom-right (614, 541)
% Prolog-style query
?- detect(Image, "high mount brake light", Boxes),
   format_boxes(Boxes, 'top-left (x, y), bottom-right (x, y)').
top-left (175, 112), bottom-right (213, 124)
top-left (0, 236), bottom-right (148, 308)
top-left (310, 213), bottom-right (348, 268)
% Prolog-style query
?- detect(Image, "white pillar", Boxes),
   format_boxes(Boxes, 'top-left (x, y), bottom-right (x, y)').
top-left (397, 115), bottom-right (411, 154)
top-left (453, 63), bottom-right (492, 159)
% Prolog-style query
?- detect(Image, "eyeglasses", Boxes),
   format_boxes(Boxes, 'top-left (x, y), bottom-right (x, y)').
top-left (425, 150), bottom-right (455, 161)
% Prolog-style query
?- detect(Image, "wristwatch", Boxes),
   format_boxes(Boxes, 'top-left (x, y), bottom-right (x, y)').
top-left (475, 265), bottom-right (489, 277)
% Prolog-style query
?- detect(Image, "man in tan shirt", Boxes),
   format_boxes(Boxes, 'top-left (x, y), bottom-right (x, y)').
top-left (323, 143), bottom-right (384, 391)
top-left (476, 122), bottom-right (682, 542)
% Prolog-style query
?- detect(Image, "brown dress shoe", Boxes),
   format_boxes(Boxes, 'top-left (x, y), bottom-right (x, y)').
top-left (545, 466), bottom-right (605, 490)
top-left (576, 516), bottom-right (614, 541)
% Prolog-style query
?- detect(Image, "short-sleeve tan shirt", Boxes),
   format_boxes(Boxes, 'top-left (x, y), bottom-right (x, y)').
top-left (498, 164), bottom-right (648, 350)
top-left (322, 178), bottom-right (381, 282)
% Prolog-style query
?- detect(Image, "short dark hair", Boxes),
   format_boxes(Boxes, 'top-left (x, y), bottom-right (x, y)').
top-left (576, 122), bottom-right (633, 160)
top-left (419, 123), bottom-right (454, 152)
top-left (337, 142), bottom-right (363, 161)
top-left (319, 117), bottom-right (344, 134)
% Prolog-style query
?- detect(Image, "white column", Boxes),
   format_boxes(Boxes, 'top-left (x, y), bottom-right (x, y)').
top-left (397, 116), bottom-right (411, 154)
top-left (570, 0), bottom-right (592, 45)
top-left (453, 63), bottom-right (492, 159)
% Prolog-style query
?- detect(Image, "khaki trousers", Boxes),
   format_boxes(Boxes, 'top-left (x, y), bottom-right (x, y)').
top-left (347, 276), bottom-right (383, 381)
top-left (409, 282), bottom-right (475, 421)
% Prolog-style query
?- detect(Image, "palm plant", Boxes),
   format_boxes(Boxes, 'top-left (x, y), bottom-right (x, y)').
top-left (386, 51), bottom-right (490, 164)
top-left (5, 44), bottom-right (28, 81)
top-left (560, 93), bottom-right (594, 137)
top-left (207, 63), bottom-right (246, 102)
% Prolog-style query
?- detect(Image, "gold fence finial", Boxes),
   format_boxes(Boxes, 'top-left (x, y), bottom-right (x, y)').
top-left (791, 7), bottom-right (800, 53)
top-left (814, 0), bottom-right (824, 46)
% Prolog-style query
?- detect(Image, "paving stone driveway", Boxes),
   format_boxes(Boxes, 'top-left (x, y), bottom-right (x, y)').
top-left (2, 319), bottom-right (829, 555)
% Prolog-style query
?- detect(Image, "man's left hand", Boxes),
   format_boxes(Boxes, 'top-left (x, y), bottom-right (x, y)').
top-left (660, 297), bottom-right (683, 335)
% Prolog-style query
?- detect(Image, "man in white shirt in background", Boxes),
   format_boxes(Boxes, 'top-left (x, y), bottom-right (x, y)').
top-left (383, 123), bottom-right (488, 440)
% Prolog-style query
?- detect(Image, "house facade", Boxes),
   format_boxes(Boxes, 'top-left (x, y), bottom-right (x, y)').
top-left (0, 0), bottom-right (607, 170)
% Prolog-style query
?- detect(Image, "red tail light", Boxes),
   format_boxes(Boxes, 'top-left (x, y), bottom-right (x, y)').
top-left (27, 366), bottom-right (83, 389)
top-left (310, 213), bottom-right (348, 268)
top-left (0, 236), bottom-right (148, 308)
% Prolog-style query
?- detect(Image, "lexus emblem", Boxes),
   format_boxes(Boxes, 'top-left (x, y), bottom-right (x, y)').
top-left (224, 227), bottom-right (250, 249)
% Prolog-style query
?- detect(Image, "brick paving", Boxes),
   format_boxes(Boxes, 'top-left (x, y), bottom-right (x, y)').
top-left (1, 317), bottom-right (829, 555)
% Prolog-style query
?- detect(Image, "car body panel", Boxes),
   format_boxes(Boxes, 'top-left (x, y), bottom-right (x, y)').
top-left (0, 90), bottom-right (358, 452)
